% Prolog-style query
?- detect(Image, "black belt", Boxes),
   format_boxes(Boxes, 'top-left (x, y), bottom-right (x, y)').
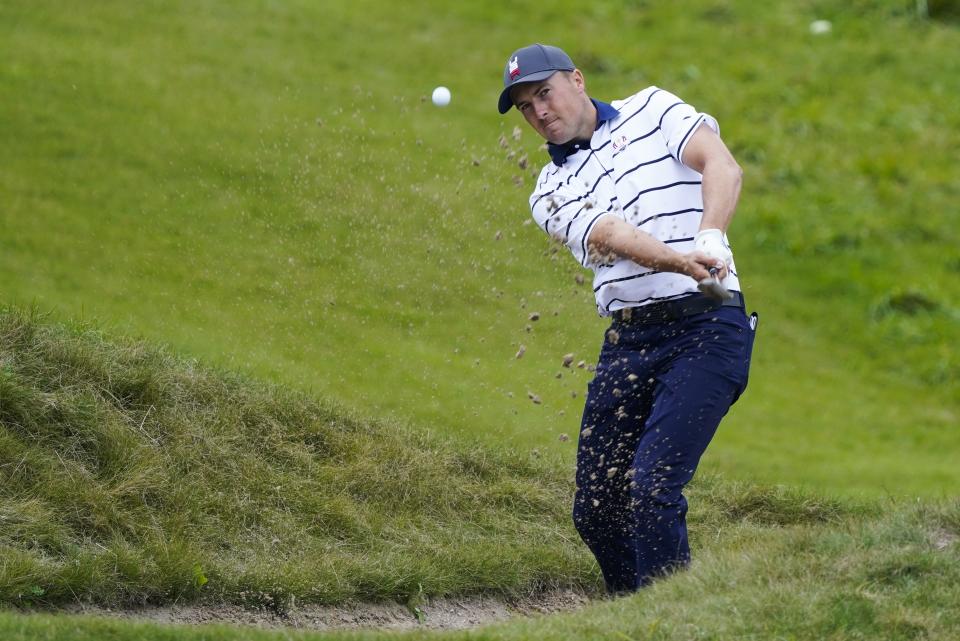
top-left (611, 291), bottom-right (744, 324)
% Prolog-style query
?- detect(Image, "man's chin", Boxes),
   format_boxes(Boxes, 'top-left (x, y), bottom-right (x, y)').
top-left (543, 124), bottom-right (568, 145)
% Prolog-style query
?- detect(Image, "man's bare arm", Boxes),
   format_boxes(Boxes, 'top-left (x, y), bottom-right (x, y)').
top-left (681, 123), bottom-right (742, 233)
top-left (587, 215), bottom-right (724, 282)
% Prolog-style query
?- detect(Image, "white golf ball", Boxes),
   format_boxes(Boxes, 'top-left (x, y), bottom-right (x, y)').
top-left (432, 86), bottom-right (451, 107)
top-left (809, 19), bottom-right (832, 35)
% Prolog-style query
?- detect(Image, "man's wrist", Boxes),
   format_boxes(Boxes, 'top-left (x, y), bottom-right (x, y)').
top-left (650, 248), bottom-right (687, 275)
top-left (694, 228), bottom-right (732, 265)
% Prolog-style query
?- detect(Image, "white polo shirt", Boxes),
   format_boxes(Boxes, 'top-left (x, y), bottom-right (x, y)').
top-left (529, 86), bottom-right (741, 317)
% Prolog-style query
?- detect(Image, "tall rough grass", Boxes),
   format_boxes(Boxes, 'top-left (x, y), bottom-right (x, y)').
top-left (1, 307), bottom-right (958, 640)
top-left (0, 307), bottom-right (595, 608)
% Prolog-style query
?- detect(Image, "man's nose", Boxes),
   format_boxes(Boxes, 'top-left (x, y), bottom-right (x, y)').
top-left (534, 100), bottom-right (550, 120)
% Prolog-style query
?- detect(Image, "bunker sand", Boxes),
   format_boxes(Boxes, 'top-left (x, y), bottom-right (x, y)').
top-left (58, 589), bottom-right (591, 632)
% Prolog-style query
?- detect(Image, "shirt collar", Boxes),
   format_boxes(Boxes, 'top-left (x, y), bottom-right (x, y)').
top-left (547, 99), bottom-right (620, 166)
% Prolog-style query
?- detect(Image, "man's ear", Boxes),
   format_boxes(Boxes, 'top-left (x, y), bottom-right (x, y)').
top-left (572, 69), bottom-right (586, 93)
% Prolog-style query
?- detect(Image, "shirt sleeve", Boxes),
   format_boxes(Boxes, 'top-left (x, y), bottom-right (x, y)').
top-left (647, 87), bottom-right (720, 166)
top-left (529, 170), bottom-right (619, 269)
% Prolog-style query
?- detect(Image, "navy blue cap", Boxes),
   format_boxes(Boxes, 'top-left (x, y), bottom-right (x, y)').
top-left (498, 44), bottom-right (575, 114)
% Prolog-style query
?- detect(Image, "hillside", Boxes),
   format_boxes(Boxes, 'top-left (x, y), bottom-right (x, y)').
top-left (1, 308), bottom-right (958, 641)
top-left (0, 308), bottom-right (593, 607)
top-left (2, 0), bottom-right (960, 638)
top-left (0, 0), bottom-right (957, 495)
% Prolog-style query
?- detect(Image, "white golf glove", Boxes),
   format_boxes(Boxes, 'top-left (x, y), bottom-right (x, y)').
top-left (694, 228), bottom-right (733, 268)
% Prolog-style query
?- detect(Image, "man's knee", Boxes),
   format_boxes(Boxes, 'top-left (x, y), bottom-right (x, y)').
top-left (629, 467), bottom-right (688, 512)
top-left (572, 488), bottom-right (629, 537)
top-left (572, 489), bottom-right (598, 535)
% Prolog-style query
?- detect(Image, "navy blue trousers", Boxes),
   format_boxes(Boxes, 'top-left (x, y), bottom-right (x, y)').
top-left (573, 304), bottom-right (756, 592)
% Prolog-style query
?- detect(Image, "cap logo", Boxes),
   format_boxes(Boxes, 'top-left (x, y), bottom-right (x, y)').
top-left (508, 56), bottom-right (520, 79)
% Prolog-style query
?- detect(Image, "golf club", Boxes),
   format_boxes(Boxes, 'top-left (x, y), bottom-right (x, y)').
top-left (697, 266), bottom-right (733, 302)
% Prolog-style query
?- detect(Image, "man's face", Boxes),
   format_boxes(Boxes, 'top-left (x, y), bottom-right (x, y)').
top-left (510, 70), bottom-right (590, 145)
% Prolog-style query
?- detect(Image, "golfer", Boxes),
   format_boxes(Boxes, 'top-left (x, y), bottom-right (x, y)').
top-left (498, 44), bottom-right (757, 593)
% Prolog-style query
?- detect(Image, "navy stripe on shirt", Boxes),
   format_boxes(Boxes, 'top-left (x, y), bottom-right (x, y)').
top-left (536, 164), bottom-right (565, 190)
top-left (622, 180), bottom-right (702, 212)
top-left (541, 166), bottom-right (612, 237)
top-left (675, 115), bottom-right (705, 162)
top-left (604, 291), bottom-right (696, 312)
top-left (548, 169), bottom-right (606, 236)
top-left (592, 238), bottom-right (695, 290)
top-left (631, 126), bottom-right (662, 145)
top-left (545, 199), bottom-right (585, 234)
top-left (593, 270), bottom-right (660, 293)
top-left (568, 194), bottom-right (617, 242)
top-left (657, 102), bottom-right (683, 129)
top-left (579, 210), bottom-right (613, 267)
top-left (573, 151), bottom-right (595, 177)
top-left (615, 154), bottom-right (673, 184)
top-left (611, 89), bottom-right (662, 134)
top-left (635, 207), bottom-right (702, 227)
top-left (532, 187), bottom-right (559, 210)
top-left (532, 177), bottom-right (574, 209)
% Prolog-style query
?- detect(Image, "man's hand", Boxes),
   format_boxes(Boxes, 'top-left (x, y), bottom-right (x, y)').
top-left (694, 229), bottom-right (733, 267)
top-left (680, 251), bottom-right (728, 283)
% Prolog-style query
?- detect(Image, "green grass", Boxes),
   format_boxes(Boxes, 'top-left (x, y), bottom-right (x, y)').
top-left (0, 307), bottom-right (594, 608)
top-left (1, 0), bottom-right (957, 496)
top-left (2, 309), bottom-right (959, 640)
top-left (1, 308), bottom-right (959, 639)
top-left (2, 0), bottom-right (960, 638)
top-left (3, 459), bottom-right (960, 640)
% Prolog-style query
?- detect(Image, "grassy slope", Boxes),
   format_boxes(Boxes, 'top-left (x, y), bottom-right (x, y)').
top-left (2, 1), bottom-right (960, 639)
top-left (1, 311), bottom-right (958, 639)
top-left (0, 308), bottom-right (593, 608)
top-left (1, 0), bottom-right (957, 496)
top-left (2, 474), bottom-right (959, 640)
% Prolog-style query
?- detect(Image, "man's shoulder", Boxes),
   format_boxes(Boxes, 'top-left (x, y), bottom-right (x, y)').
top-left (529, 161), bottom-right (565, 198)
top-left (609, 86), bottom-right (665, 116)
